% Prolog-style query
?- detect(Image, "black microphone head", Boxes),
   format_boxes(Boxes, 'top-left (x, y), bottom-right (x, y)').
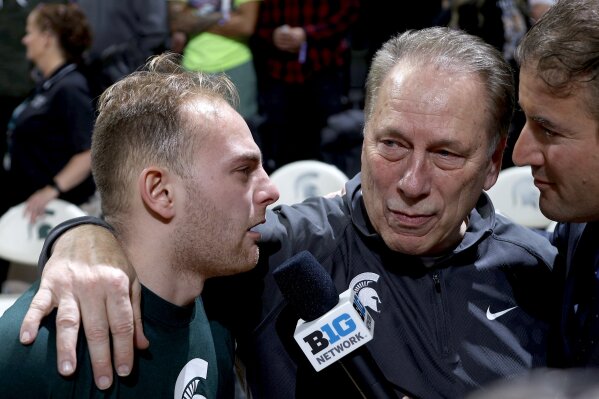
top-left (273, 250), bottom-right (339, 322)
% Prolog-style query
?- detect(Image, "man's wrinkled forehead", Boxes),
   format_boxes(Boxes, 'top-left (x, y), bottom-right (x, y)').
top-left (369, 62), bottom-right (479, 118)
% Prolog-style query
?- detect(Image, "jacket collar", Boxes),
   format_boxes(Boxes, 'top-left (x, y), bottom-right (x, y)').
top-left (41, 63), bottom-right (77, 91)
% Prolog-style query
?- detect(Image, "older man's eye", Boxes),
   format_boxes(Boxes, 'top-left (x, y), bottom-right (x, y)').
top-left (437, 149), bottom-right (454, 158)
top-left (381, 139), bottom-right (398, 147)
top-left (543, 128), bottom-right (557, 137)
top-left (434, 149), bottom-right (465, 169)
top-left (376, 139), bottom-right (409, 162)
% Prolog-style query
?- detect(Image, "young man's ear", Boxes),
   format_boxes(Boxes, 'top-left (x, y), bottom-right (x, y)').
top-left (484, 137), bottom-right (508, 191)
top-left (138, 167), bottom-right (176, 220)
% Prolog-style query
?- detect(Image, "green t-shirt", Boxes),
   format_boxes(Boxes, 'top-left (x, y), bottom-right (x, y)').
top-left (182, 0), bottom-right (258, 72)
top-left (0, 282), bottom-right (235, 398)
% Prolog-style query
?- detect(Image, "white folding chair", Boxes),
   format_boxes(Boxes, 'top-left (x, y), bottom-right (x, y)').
top-left (0, 294), bottom-right (20, 317)
top-left (268, 160), bottom-right (349, 208)
top-left (485, 166), bottom-right (553, 229)
top-left (0, 199), bottom-right (87, 266)
top-left (546, 220), bottom-right (558, 234)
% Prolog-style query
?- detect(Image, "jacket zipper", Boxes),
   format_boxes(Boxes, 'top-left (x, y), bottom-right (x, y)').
top-left (432, 272), bottom-right (450, 355)
top-left (433, 273), bottom-right (441, 293)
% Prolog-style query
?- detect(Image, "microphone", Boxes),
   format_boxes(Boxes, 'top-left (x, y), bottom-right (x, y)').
top-left (273, 251), bottom-right (398, 399)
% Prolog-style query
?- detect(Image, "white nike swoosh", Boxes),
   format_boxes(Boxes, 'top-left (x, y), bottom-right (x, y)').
top-left (486, 306), bottom-right (518, 320)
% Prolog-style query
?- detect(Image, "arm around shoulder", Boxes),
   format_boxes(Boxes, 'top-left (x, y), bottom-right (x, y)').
top-left (20, 215), bottom-right (146, 391)
top-left (38, 216), bottom-right (115, 271)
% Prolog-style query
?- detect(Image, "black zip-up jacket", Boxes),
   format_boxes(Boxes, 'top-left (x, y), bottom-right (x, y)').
top-left (204, 173), bottom-right (557, 399)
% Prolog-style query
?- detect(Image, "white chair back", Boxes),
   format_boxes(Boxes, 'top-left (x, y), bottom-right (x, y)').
top-left (546, 220), bottom-right (558, 234)
top-left (269, 160), bottom-right (349, 208)
top-left (485, 166), bottom-right (553, 229)
top-left (0, 294), bottom-right (20, 317)
top-left (0, 199), bottom-right (87, 266)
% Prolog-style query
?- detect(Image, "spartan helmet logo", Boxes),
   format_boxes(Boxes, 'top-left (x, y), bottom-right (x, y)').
top-left (174, 358), bottom-right (208, 399)
top-left (294, 172), bottom-right (320, 199)
top-left (512, 176), bottom-right (540, 209)
top-left (349, 272), bottom-right (382, 313)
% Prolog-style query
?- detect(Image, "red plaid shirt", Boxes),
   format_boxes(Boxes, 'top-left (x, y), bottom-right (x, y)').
top-left (255, 0), bottom-right (359, 84)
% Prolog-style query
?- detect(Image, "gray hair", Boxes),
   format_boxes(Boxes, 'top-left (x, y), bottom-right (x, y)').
top-left (365, 27), bottom-right (515, 148)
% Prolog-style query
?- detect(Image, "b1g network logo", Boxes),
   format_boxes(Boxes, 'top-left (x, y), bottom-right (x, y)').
top-left (294, 290), bottom-right (375, 371)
